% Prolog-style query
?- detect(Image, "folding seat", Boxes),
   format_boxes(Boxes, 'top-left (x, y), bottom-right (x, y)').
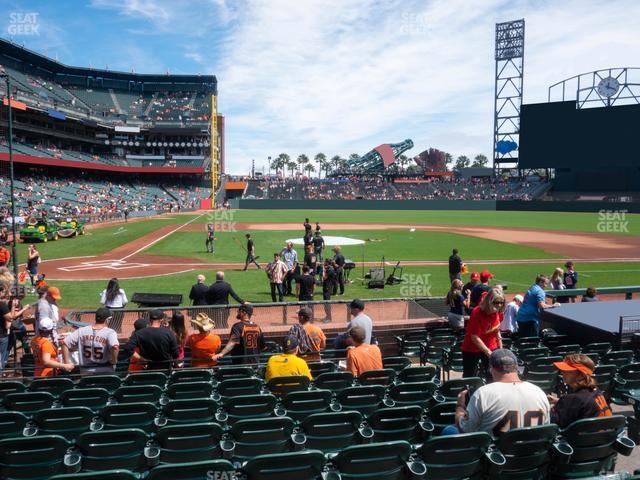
top-left (593, 364), bottom-right (617, 397)
top-left (145, 459), bottom-right (236, 480)
top-left (525, 370), bottom-right (559, 394)
top-left (518, 347), bottom-right (551, 365)
top-left (77, 375), bottom-right (122, 392)
top-left (221, 393), bottom-right (277, 424)
top-left (217, 377), bottom-right (263, 398)
top-left (415, 432), bottom-right (504, 480)
top-left (526, 356), bottom-right (563, 374)
top-left (397, 365), bottom-right (438, 384)
top-left (492, 424), bottom-right (566, 479)
top-left (429, 335), bottom-right (456, 349)
top-left (164, 380), bottom-right (214, 402)
top-left (123, 371), bottom-right (167, 387)
top-left (300, 411), bottom-right (364, 452)
top-left (382, 356), bottom-right (411, 372)
top-left (0, 411), bottom-right (29, 439)
top-left (549, 416), bottom-right (635, 478)
top-left (0, 380), bottom-right (26, 401)
top-left (308, 361), bottom-right (337, 377)
top-left (514, 336), bottom-right (540, 351)
top-left (427, 401), bottom-right (458, 434)
top-left (611, 362), bottom-right (640, 404)
top-left (367, 406), bottom-right (433, 443)
top-left (552, 344), bottom-right (582, 357)
top-left (28, 377), bottom-right (75, 397)
top-left (438, 377), bottom-right (484, 402)
top-left (169, 368), bottom-right (214, 384)
top-left (0, 434), bottom-right (70, 479)
top-left (31, 407), bottom-right (94, 441)
top-left (98, 402), bottom-right (158, 433)
top-left (113, 384), bottom-right (164, 404)
top-left (156, 422), bottom-right (224, 463)
top-left (541, 334), bottom-right (571, 349)
top-left (312, 372), bottom-right (353, 392)
top-left (602, 351), bottom-right (635, 369)
top-left (226, 417), bottom-right (296, 461)
top-left (335, 385), bottom-right (386, 416)
top-left (157, 398), bottom-right (218, 426)
top-left (59, 387), bottom-right (110, 411)
top-left (395, 330), bottom-right (428, 358)
top-left (582, 342), bottom-right (612, 357)
top-left (241, 450), bottom-right (326, 480)
top-left (624, 389), bottom-right (640, 442)
top-left (444, 349), bottom-right (464, 380)
top-left (328, 440), bottom-right (415, 480)
top-left (266, 375), bottom-right (311, 396)
top-left (280, 389), bottom-right (333, 422)
top-left (214, 365), bottom-right (255, 382)
top-left (388, 381), bottom-right (440, 410)
top-left (357, 368), bottom-right (396, 387)
top-left (3, 391), bottom-right (55, 414)
top-left (420, 344), bottom-right (447, 371)
top-left (50, 471), bottom-right (137, 480)
top-left (74, 428), bottom-right (152, 472)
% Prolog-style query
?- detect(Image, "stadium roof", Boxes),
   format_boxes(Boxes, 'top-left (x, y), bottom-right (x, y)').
top-left (0, 38), bottom-right (216, 91)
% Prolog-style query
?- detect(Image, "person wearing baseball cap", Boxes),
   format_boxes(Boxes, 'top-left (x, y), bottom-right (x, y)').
top-left (122, 309), bottom-right (180, 370)
top-left (549, 354), bottom-right (612, 428)
top-left (462, 272), bottom-right (480, 314)
top-left (265, 334), bottom-right (312, 381)
top-left (452, 348), bottom-right (550, 435)
top-left (500, 294), bottom-right (524, 335)
top-left (287, 307), bottom-right (326, 361)
top-left (186, 313), bottom-right (222, 368)
top-left (469, 270), bottom-right (493, 309)
top-left (214, 303), bottom-right (265, 365)
top-left (31, 317), bottom-right (75, 377)
top-left (36, 286), bottom-right (62, 344)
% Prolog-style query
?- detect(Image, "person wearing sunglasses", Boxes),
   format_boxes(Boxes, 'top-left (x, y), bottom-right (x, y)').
top-left (461, 287), bottom-right (506, 380)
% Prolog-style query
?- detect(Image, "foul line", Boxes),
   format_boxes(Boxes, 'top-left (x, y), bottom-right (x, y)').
top-left (119, 213), bottom-right (205, 262)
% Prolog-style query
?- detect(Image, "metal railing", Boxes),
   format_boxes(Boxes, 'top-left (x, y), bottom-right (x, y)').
top-left (619, 314), bottom-right (640, 346)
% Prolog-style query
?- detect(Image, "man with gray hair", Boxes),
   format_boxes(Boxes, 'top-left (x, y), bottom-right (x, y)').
top-left (206, 271), bottom-right (246, 329)
top-left (452, 349), bottom-right (550, 436)
top-left (189, 274), bottom-right (209, 306)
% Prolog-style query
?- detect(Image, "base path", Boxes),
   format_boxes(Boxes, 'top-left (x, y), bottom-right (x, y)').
top-left (42, 220), bottom-right (640, 281)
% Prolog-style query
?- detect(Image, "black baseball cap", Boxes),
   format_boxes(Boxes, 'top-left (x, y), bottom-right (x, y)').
top-left (350, 299), bottom-right (365, 310)
top-left (239, 304), bottom-right (253, 316)
top-left (489, 349), bottom-right (519, 373)
top-left (149, 309), bottom-right (165, 321)
top-left (95, 307), bottom-right (112, 322)
top-left (297, 307), bottom-right (312, 319)
top-left (283, 335), bottom-right (299, 352)
top-left (134, 318), bottom-right (150, 330)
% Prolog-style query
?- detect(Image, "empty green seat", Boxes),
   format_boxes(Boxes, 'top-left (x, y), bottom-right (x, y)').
top-left (59, 388), bottom-right (110, 411)
top-left (388, 381), bottom-right (439, 409)
top-left (526, 356), bottom-right (563, 373)
top-left (582, 342), bottom-right (612, 356)
top-left (113, 385), bottom-right (164, 404)
top-left (280, 389), bottom-right (333, 421)
top-left (367, 405), bottom-right (432, 443)
top-left (146, 459), bottom-right (235, 480)
top-left (0, 380), bottom-right (27, 400)
top-left (222, 394), bottom-right (277, 424)
top-left (3, 391), bottom-right (55, 414)
top-left (612, 363), bottom-right (640, 404)
top-left (50, 470), bottom-right (137, 480)
top-left (313, 372), bottom-right (354, 392)
top-left (397, 365), bottom-right (438, 383)
top-left (99, 402), bottom-right (158, 432)
top-left (382, 356), bottom-right (412, 372)
top-left (214, 366), bottom-right (255, 382)
top-left (358, 368), bottom-right (396, 387)
top-left (602, 351), bottom-right (634, 369)
top-left (228, 417), bottom-right (295, 461)
top-left (169, 368), bottom-right (214, 384)
top-left (335, 385), bottom-right (386, 416)
top-left (31, 407), bottom-right (94, 441)
top-left (158, 398), bottom-right (219, 426)
top-left (0, 434), bottom-right (70, 479)
top-left (0, 411), bottom-right (28, 439)
top-left (28, 377), bottom-right (75, 397)
top-left (75, 428), bottom-right (150, 472)
top-left (77, 375), bottom-right (122, 392)
top-left (525, 371), bottom-right (559, 394)
top-left (428, 401), bottom-right (458, 434)
top-left (164, 381), bottom-right (214, 401)
top-left (124, 371), bottom-right (167, 387)
top-left (301, 411), bottom-right (364, 452)
top-left (307, 361), bottom-right (337, 377)
top-left (439, 377), bottom-right (484, 402)
top-left (156, 422), bottom-right (224, 463)
top-left (330, 440), bottom-right (414, 480)
top-left (242, 450), bottom-right (326, 480)
top-left (266, 375), bottom-right (311, 396)
top-left (217, 378), bottom-right (263, 398)
top-left (593, 364), bottom-right (617, 396)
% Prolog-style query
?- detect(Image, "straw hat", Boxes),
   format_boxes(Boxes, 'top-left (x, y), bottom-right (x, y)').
top-left (191, 312), bottom-right (214, 332)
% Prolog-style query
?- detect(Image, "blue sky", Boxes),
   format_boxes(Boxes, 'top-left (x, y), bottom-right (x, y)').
top-left (3, 0), bottom-right (640, 174)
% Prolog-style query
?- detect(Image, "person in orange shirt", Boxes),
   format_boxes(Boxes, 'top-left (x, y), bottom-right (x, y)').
top-left (31, 317), bottom-right (75, 377)
top-left (289, 307), bottom-right (326, 361)
top-left (187, 313), bottom-right (221, 368)
top-left (346, 326), bottom-right (382, 377)
top-left (0, 243), bottom-right (10, 268)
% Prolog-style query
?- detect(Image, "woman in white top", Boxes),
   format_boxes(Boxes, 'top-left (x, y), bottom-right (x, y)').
top-left (100, 278), bottom-right (128, 308)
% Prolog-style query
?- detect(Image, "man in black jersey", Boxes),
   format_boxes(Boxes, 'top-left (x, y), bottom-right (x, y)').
top-left (214, 304), bottom-right (265, 365)
top-left (242, 233), bottom-right (261, 270)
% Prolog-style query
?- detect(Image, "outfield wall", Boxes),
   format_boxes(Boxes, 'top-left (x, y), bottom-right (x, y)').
top-left (237, 199), bottom-right (640, 213)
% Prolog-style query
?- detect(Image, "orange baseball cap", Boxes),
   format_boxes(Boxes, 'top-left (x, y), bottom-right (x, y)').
top-left (553, 360), bottom-right (593, 376)
top-left (47, 286), bottom-right (62, 300)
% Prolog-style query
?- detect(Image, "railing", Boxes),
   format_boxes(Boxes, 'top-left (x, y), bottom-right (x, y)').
top-left (545, 286), bottom-right (640, 301)
top-left (619, 314), bottom-right (640, 346)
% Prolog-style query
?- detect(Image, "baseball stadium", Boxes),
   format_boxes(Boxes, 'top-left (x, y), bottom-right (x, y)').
top-left (0, 8), bottom-right (640, 480)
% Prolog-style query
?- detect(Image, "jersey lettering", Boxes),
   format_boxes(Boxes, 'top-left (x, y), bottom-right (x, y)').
top-left (493, 409), bottom-right (545, 435)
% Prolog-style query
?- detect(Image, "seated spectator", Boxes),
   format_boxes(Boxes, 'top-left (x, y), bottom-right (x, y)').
top-left (265, 335), bottom-right (312, 381)
top-left (346, 326), bottom-right (382, 377)
top-left (186, 313), bottom-right (221, 368)
top-left (288, 307), bottom-right (326, 361)
top-left (453, 349), bottom-right (550, 435)
top-left (581, 287), bottom-right (599, 302)
top-left (122, 309), bottom-right (179, 370)
top-left (549, 354), bottom-right (612, 428)
top-left (31, 317), bottom-right (75, 377)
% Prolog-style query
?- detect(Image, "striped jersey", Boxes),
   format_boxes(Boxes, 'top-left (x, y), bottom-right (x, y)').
top-left (64, 325), bottom-right (119, 367)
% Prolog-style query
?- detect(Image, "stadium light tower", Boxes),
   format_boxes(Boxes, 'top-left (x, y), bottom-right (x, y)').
top-left (493, 19), bottom-right (525, 177)
top-left (0, 73), bottom-right (19, 281)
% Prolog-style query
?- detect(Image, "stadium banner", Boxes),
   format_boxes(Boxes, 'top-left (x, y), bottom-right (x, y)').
top-left (115, 125), bottom-right (140, 133)
top-left (3, 97), bottom-right (27, 111)
top-left (47, 109), bottom-right (66, 120)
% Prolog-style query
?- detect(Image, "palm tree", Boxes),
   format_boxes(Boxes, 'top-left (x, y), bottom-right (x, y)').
top-left (314, 152), bottom-right (327, 179)
top-left (444, 152), bottom-right (453, 171)
top-left (279, 153), bottom-right (291, 177)
top-left (271, 154), bottom-right (286, 176)
top-left (397, 154), bottom-right (409, 171)
top-left (304, 163), bottom-right (316, 177)
top-left (330, 155), bottom-right (342, 173)
top-left (287, 159), bottom-right (298, 178)
top-left (296, 154), bottom-right (309, 174)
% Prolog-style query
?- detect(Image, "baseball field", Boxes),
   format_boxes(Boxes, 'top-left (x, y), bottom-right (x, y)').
top-left (13, 209), bottom-right (640, 311)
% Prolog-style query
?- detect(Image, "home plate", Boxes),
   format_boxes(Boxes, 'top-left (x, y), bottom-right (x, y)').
top-left (59, 259), bottom-right (150, 272)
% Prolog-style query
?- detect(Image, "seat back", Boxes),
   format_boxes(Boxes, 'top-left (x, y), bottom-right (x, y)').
top-left (439, 377), bottom-right (483, 401)
top-left (113, 385), bottom-right (164, 404)
top-left (165, 381), bottom-right (214, 400)
top-left (156, 422), bottom-right (224, 463)
top-left (32, 407), bottom-right (94, 441)
top-left (124, 371), bottom-right (167, 387)
top-left (313, 372), bottom-right (354, 392)
top-left (77, 375), bottom-right (122, 392)
top-left (428, 401), bottom-right (458, 434)
top-left (0, 380), bottom-right (27, 400)
top-left (76, 428), bottom-right (149, 472)
top-left (0, 434), bottom-right (70, 478)
top-left (145, 459), bottom-right (236, 480)
top-left (0, 411), bottom-right (29, 439)
top-left (3, 391), bottom-right (55, 414)
top-left (493, 424), bottom-right (559, 473)
top-left (388, 381), bottom-right (438, 409)
top-left (266, 375), bottom-right (310, 396)
top-left (214, 366), bottom-right (255, 382)
top-left (169, 368), bottom-right (214, 384)
top-left (49, 471), bottom-right (138, 480)
top-left (28, 377), bottom-right (75, 397)
top-left (242, 450), bottom-right (326, 480)
top-left (160, 398), bottom-right (218, 425)
top-left (217, 378), bottom-right (263, 398)
top-left (223, 394), bottom-right (277, 424)
top-left (308, 361), bottom-right (337, 377)
top-left (560, 415), bottom-right (627, 463)
top-left (358, 369), bottom-right (396, 387)
top-left (59, 387), bottom-right (110, 410)
top-left (336, 385), bottom-right (386, 416)
top-left (301, 411), bottom-right (363, 452)
top-left (383, 356), bottom-right (411, 372)
top-left (368, 406), bottom-right (426, 443)
top-left (281, 389), bottom-right (333, 421)
top-left (230, 417), bottom-right (295, 460)
top-left (526, 356), bottom-right (562, 373)
top-left (398, 365), bottom-right (438, 383)
top-left (100, 401), bottom-right (158, 432)
top-left (417, 432), bottom-right (493, 479)
top-left (602, 351), bottom-right (634, 368)
top-left (333, 440), bottom-right (412, 480)
top-left (583, 342), bottom-right (612, 356)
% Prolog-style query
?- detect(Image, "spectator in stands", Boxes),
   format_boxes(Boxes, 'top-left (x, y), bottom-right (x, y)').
top-left (446, 279), bottom-right (467, 332)
top-left (448, 248), bottom-right (463, 282)
top-left (452, 349), bottom-right (550, 435)
top-left (188, 274), bottom-right (209, 306)
top-left (346, 326), bottom-right (382, 377)
top-left (37, 286), bottom-right (61, 344)
top-left (62, 307), bottom-right (119, 374)
top-left (214, 304), bottom-right (266, 365)
top-left (266, 253), bottom-right (288, 302)
top-left (332, 246), bottom-right (346, 295)
top-left (0, 242), bottom-right (10, 268)
top-left (563, 261), bottom-right (579, 303)
top-left (265, 335), bottom-right (312, 381)
top-left (549, 354), bottom-right (612, 428)
top-left (550, 267), bottom-right (568, 303)
top-left (186, 313), bottom-right (221, 368)
top-left (123, 309), bottom-right (180, 370)
top-left (288, 307), bottom-right (326, 361)
top-left (517, 275), bottom-right (560, 337)
top-left (280, 242), bottom-right (299, 297)
top-left (294, 265), bottom-right (315, 302)
top-left (348, 299), bottom-right (372, 344)
top-left (31, 317), bottom-right (75, 377)
top-left (582, 287), bottom-right (599, 302)
top-left (500, 294), bottom-right (523, 336)
top-left (462, 272), bottom-right (480, 314)
top-left (26, 244), bottom-right (40, 287)
top-left (461, 287), bottom-right (505, 380)
top-left (127, 318), bottom-right (149, 372)
top-left (469, 270), bottom-right (493, 309)
top-left (100, 278), bottom-right (128, 308)
top-left (206, 271), bottom-right (245, 329)
top-left (169, 312), bottom-right (187, 362)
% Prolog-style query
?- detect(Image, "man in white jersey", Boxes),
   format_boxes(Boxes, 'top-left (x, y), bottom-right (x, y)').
top-left (455, 349), bottom-right (550, 436)
top-left (62, 307), bottom-right (119, 374)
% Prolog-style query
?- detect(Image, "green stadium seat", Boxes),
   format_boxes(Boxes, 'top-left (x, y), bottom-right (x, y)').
top-left (313, 372), bottom-right (354, 392)
top-left (145, 460), bottom-right (236, 480)
top-left (367, 405), bottom-right (433, 443)
top-left (307, 361), bottom-right (337, 377)
top-left (113, 385), bottom-right (164, 404)
top-left (50, 470), bottom-right (138, 480)
top-left (525, 370), bottom-right (559, 394)
top-left (420, 344), bottom-right (447, 370)
top-left (124, 371), bottom-right (167, 387)
top-left (217, 378), bottom-right (264, 398)
top-left (266, 375), bottom-right (311, 396)
top-left (214, 366), bottom-right (255, 382)
top-left (428, 401), bottom-right (458, 434)
top-left (515, 337), bottom-right (541, 351)
top-left (241, 450), bottom-right (326, 480)
top-left (164, 381), bottom-right (214, 402)
top-left (382, 356), bottom-right (412, 372)
top-left (388, 381), bottom-right (439, 409)
top-left (397, 365), bottom-right (439, 384)
top-left (98, 402), bottom-right (158, 432)
top-left (0, 380), bottom-right (27, 400)
top-left (335, 385), bottom-right (386, 416)
top-left (59, 388), bottom-right (110, 411)
top-left (75, 428), bottom-right (151, 472)
top-left (300, 411), bottom-right (364, 452)
top-left (28, 377), bottom-right (75, 397)
top-left (593, 364), bottom-right (617, 397)
top-left (602, 351), bottom-right (635, 369)
top-left (76, 375), bottom-right (122, 392)
top-left (0, 411), bottom-right (29, 439)
top-left (357, 369), bottom-right (396, 387)
top-left (518, 347), bottom-right (551, 365)
top-left (280, 389), bottom-right (333, 421)
top-left (227, 417), bottom-right (296, 461)
top-left (612, 363), bottom-right (640, 404)
top-left (221, 393), bottom-right (277, 424)
top-left (439, 377), bottom-right (484, 402)
top-left (541, 335), bottom-right (571, 349)
top-left (3, 391), bottom-right (55, 414)
top-left (0, 434), bottom-right (70, 479)
top-left (552, 344), bottom-right (582, 357)
top-left (31, 407), bottom-right (94, 441)
top-left (444, 349), bottom-right (464, 380)
top-left (157, 398), bottom-right (218, 426)
top-left (169, 368), bottom-right (214, 384)
top-left (415, 432), bottom-right (503, 480)
top-left (156, 422), bottom-right (224, 463)
top-left (583, 342), bottom-right (612, 356)
top-left (329, 440), bottom-right (414, 480)
top-left (526, 356), bottom-right (563, 373)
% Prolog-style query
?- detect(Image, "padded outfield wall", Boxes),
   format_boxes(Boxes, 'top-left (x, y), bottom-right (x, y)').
top-left (237, 199), bottom-right (640, 213)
